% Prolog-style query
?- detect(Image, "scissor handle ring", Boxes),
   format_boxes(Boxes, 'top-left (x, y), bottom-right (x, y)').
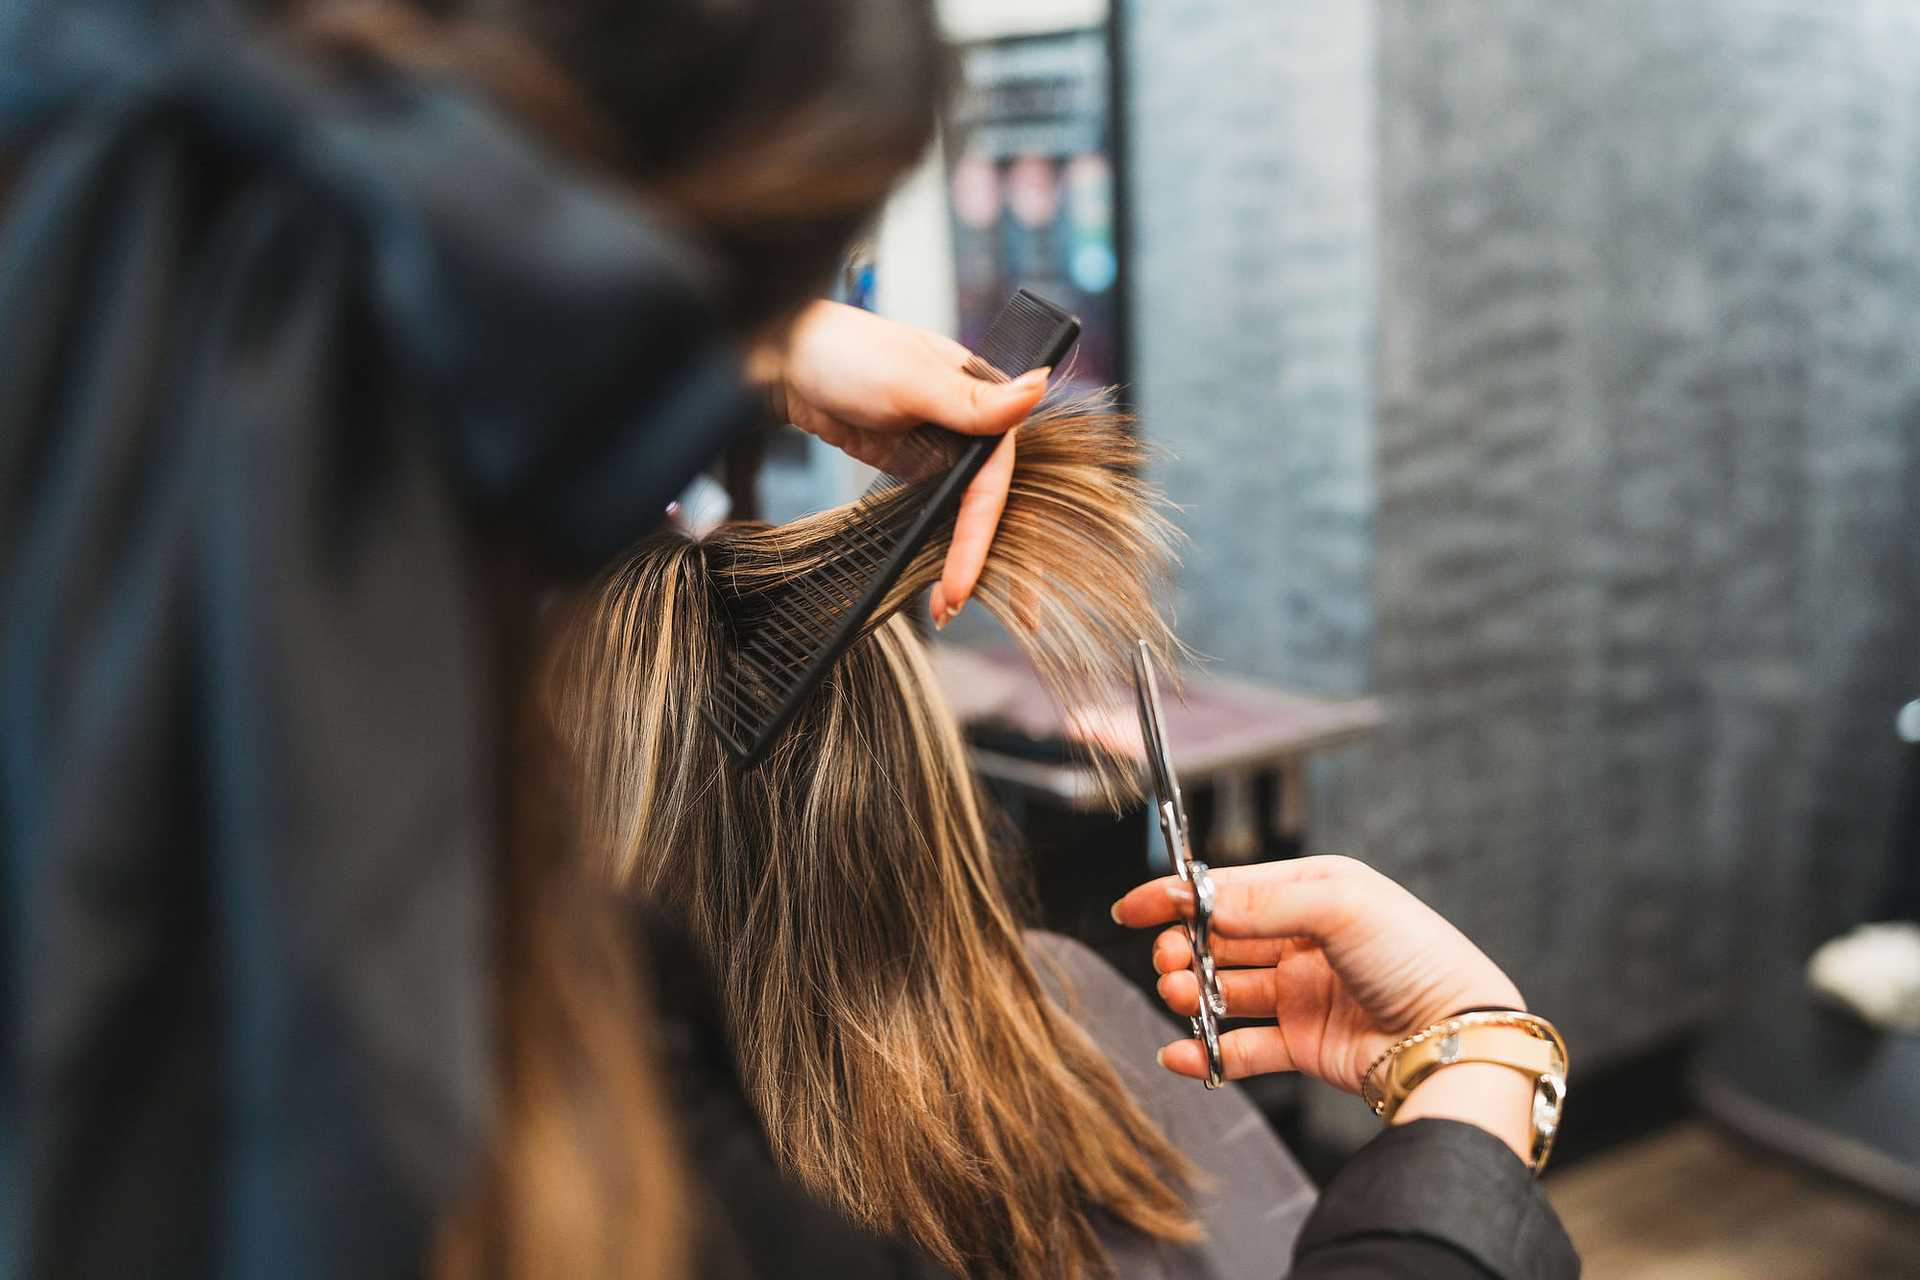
top-left (1188, 861), bottom-right (1225, 1087)
top-left (1190, 1003), bottom-right (1225, 1090)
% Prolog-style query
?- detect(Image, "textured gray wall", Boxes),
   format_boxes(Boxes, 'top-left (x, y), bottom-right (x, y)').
top-left (1124, 0), bottom-right (1920, 1088)
top-left (1368, 0), bottom-right (1920, 1064)
top-left (1123, 0), bottom-right (1376, 699)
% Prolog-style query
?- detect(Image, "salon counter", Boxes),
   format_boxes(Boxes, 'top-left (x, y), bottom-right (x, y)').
top-left (931, 642), bottom-right (1383, 863)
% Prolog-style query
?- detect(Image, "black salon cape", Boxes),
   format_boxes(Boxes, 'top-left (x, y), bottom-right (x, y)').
top-left (0, 4), bottom-right (756, 1275)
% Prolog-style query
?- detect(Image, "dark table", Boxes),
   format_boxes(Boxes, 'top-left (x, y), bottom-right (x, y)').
top-left (931, 643), bottom-right (1384, 864)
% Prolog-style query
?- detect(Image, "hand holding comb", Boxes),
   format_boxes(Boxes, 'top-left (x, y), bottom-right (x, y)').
top-left (706, 288), bottom-right (1081, 766)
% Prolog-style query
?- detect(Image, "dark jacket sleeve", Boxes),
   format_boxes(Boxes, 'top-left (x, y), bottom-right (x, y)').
top-left (1289, 1121), bottom-right (1580, 1280)
top-left (630, 909), bottom-right (955, 1280)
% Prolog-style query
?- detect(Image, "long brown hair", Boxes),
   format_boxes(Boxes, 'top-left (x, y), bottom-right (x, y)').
top-left (550, 400), bottom-right (1200, 1278)
top-left (272, 1), bottom-right (948, 1274)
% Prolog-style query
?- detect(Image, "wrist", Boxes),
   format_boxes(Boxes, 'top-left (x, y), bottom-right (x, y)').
top-left (1442, 982), bottom-right (1527, 1019)
top-left (1390, 1062), bottom-right (1535, 1164)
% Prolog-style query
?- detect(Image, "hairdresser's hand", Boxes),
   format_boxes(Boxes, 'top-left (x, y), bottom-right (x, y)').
top-left (750, 301), bottom-right (1049, 626)
top-left (1112, 856), bottom-right (1525, 1096)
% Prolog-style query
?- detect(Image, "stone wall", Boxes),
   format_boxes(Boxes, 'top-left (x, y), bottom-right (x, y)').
top-left (1370, 0), bottom-right (1920, 1059)
top-left (1123, 0), bottom-right (1377, 699)
top-left (1124, 0), bottom-right (1920, 1081)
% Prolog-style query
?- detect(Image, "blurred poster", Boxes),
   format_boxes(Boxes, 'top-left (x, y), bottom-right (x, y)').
top-left (946, 28), bottom-right (1122, 390)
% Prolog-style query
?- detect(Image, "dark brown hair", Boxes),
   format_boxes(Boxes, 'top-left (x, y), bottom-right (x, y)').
top-left (289, 0), bottom-right (947, 332)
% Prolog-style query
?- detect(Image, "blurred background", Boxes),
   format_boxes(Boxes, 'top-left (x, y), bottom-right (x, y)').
top-left (731, 1), bottom-right (1920, 1274)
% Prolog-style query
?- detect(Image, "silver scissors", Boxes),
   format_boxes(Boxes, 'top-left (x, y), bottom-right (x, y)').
top-left (1132, 640), bottom-right (1226, 1089)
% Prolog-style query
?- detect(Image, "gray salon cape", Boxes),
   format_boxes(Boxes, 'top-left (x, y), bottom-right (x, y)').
top-left (0, 4), bottom-right (755, 1275)
top-left (1028, 931), bottom-right (1318, 1278)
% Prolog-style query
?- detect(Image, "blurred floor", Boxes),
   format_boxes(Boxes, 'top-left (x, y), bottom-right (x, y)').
top-left (1547, 1123), bottom-right (1920, 1278)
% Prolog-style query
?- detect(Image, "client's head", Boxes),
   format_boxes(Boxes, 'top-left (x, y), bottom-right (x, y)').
top-left (286, 0), bottom-right (944, 335)
top-left (550, 400), bottom-right (1196, 1278)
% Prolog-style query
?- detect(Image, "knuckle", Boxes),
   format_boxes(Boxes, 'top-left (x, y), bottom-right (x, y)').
top-left (1222, 1033), bottom-right (1252, 1080)
top-left (965, 379), bottom-right (991, 420)
top-left (1319, 853), bottom-right (1368, 881)
top-left (1150, 936), bottom-right (1176, 970)
top-left (1323, 877), bottom-right (1363, 924)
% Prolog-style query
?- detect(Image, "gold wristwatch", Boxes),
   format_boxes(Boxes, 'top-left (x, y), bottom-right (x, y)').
top-left (1360, 1010), bottom-right (1568, 1174)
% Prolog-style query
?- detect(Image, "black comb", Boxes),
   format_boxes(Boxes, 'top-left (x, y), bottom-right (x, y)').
top-left (705, 288), bottom-right (1081, 766)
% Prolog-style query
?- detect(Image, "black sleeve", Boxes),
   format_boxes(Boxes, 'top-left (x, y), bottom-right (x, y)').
top-left (630, 909), bottom-right (955, 1280)
top-left (1289, 1120), bottom-right (1580, 1280)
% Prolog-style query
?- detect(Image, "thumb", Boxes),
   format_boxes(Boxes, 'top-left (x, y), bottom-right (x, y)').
top-left (907, 365), bottom-right (1050, 436)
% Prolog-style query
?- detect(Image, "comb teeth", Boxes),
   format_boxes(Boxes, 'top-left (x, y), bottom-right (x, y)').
top-left (706, 289), bottom-right (1082, 766)
top-left (706, 505), bottom-right (906, 757)
top-left (976, 289), bottom-right (1082, 383)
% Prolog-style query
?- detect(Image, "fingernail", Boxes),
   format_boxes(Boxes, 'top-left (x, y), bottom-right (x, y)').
top-left (1012, 367), bottom-right (1050, 392)
top-left (1154, 1046), bottom-right (1170, 1069)
top-left (946, 596), bottom-right (967, 625)
top-left (1167, 884), bottom-right (1194, 910)
top-left (1110, 900), bottom-right (1125, 924)
top-left (933, 608), bottom-right (948, 631)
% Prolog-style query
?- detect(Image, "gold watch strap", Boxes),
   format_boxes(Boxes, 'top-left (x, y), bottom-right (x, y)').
top-left (1361, 1011), bottom-right (1568, 1174)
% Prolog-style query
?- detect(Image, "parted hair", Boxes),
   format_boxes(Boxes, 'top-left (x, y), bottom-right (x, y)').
top-left (548, 398), bottom-right (1199, 1278)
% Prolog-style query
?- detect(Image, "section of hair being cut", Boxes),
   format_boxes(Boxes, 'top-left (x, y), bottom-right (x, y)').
top-left (548, 393), bottom-right (1198, 1279)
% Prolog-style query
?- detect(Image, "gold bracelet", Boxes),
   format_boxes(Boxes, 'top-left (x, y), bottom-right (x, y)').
top-left (1360, 1010), bottom-right (1568, 1174)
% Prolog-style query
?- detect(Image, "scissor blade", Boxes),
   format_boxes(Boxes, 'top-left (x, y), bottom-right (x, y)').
top-left (1130, 644), bottom-right (1165, 781)
top-left (1132, 640), bottom-right (1191, 866)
